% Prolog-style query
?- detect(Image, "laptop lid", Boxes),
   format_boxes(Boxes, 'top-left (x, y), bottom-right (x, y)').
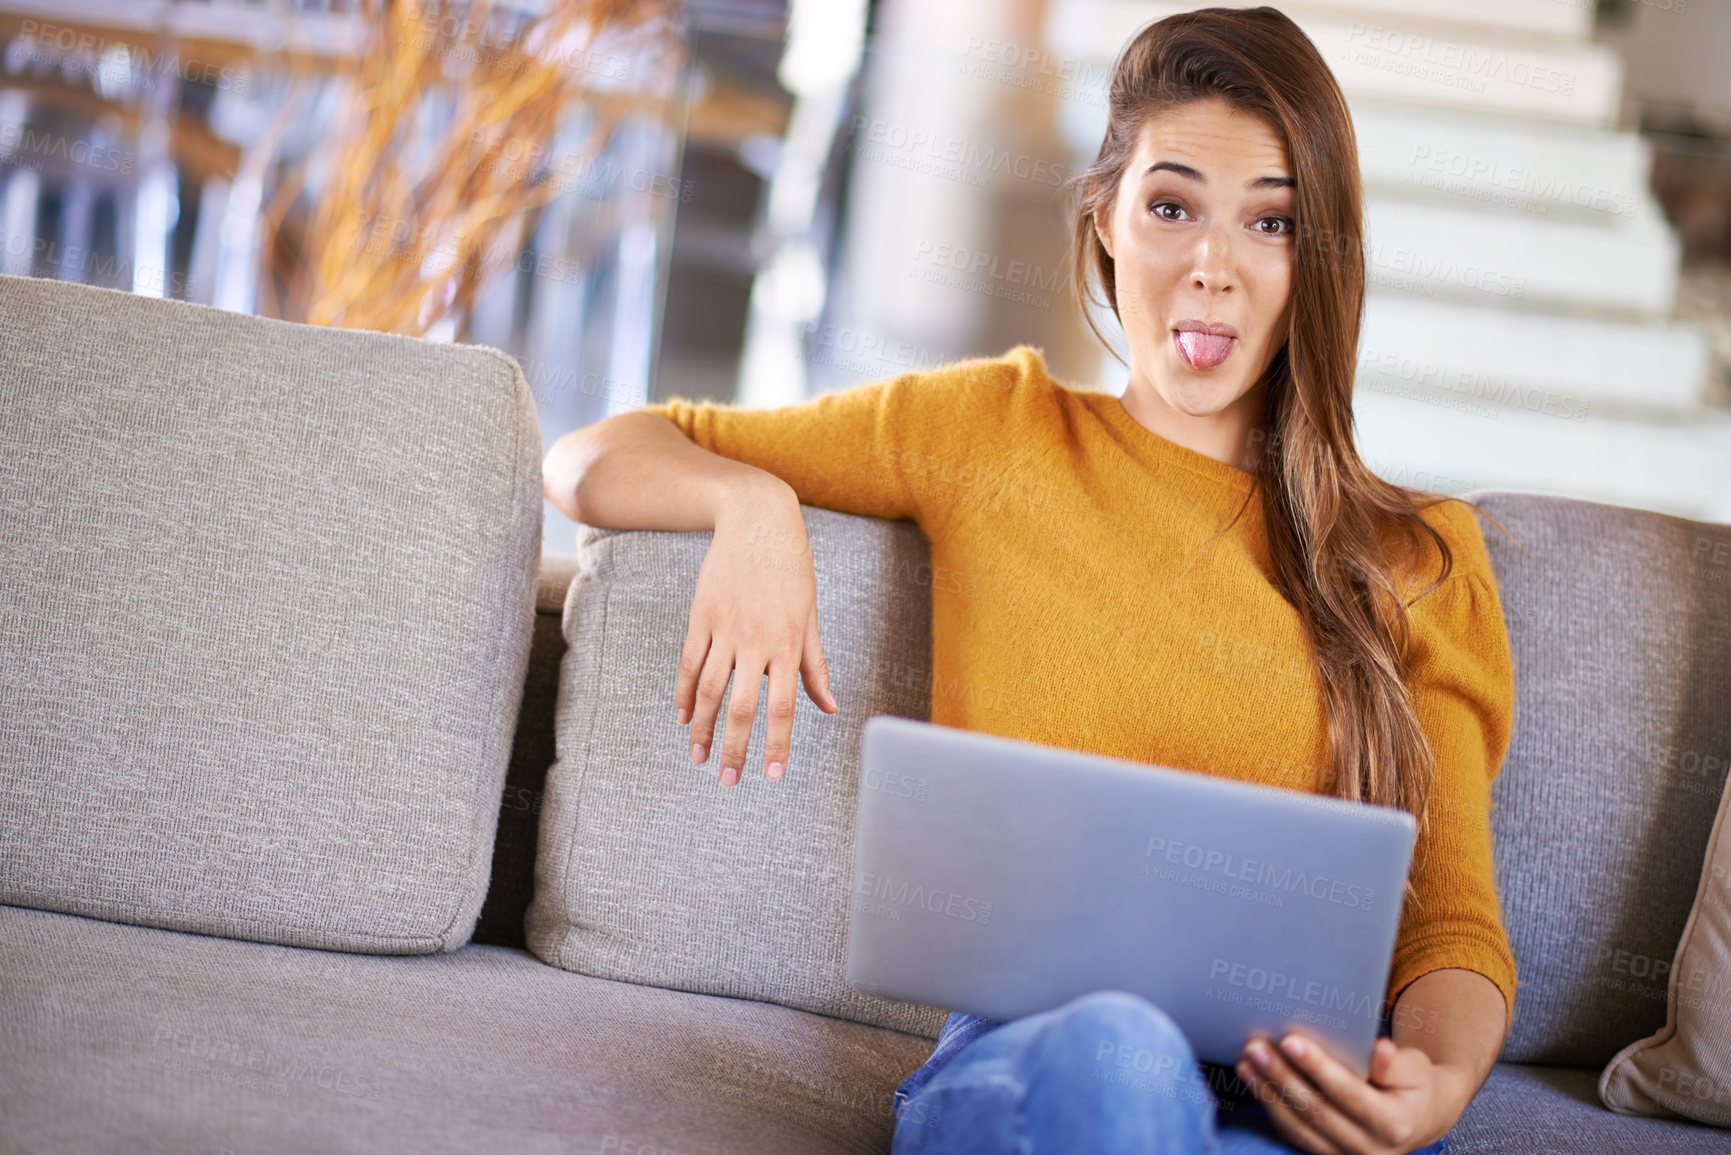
top-left (845, 716), bottom-right (1417, 1079)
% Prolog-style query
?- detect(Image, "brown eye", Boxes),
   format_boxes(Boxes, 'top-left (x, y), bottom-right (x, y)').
top-left (1260, 216), bottom-right (1293, 236)
top-left (1151, 201), bottom-right (1187, 221)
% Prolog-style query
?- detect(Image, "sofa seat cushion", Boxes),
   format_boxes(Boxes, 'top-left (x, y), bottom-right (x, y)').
top-left (0, 904), bottom-right (933, 1155)
top-left (15, 903), bottom-right (1731, 1155)
top-left (1450, 1062), bottom-right (1731, 1153)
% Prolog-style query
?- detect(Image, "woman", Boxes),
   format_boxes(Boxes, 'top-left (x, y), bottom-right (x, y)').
top-left (543, 7), bottom-right (1514, 1154)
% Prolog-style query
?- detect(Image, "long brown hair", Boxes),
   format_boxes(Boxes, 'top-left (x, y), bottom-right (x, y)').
top-left (1070, 7), bottom-right (1503, 861)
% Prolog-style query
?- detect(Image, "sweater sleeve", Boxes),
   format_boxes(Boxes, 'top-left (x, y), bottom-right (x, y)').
top-left (1383, 500), bottom-right (1519, 1027)
top-left (637, 350), bottom-right (1031, 535)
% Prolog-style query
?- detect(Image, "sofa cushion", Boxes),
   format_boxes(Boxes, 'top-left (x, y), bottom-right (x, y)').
top-left (1600, 760), bottom-right (1731, 1126)
top-left (10, 898), bottom-right (1725, 1155)
top-left (1468, 490), bottom-right (1731, 1066)
top-left (1450, 1062), bottom-right (1731, 1153)
top-left (473, 556), bottom-right (581, 950)
top-left (0, 274), bottom-right (541, 953)
top-left (0, 902), bottom-right (932, 1154)
top-left (526, 506), bottom-right (948, 1038)
top-left (471, 608), bottom-right (566, 949)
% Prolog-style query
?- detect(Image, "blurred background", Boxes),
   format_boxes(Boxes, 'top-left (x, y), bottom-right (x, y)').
top-left (1, 0), bottom-right (1727, 553)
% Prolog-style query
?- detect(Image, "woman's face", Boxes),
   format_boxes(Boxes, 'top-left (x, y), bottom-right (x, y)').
top-left (1094, 98), bottom-right (1295, 454)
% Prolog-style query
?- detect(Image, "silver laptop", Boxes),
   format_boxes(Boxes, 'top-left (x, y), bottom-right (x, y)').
top-left (845, 716), bottom-right (1417, 1079)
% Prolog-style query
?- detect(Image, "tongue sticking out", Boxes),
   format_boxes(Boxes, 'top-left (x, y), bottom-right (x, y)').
top-left (1176, 330), bottom-right (1235, 370)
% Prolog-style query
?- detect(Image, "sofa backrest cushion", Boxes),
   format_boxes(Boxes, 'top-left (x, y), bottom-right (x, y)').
top-left (1599, 769), bottom-right (1731, 1125)
top-left (1469, 489), bottom-right (1731, 1066)
top-left (526, 506), bottom-right (948, 1038)
top-left (472, 558), bottom-right (577, 949)
top-left (0, 274), bottom-right (541, 954)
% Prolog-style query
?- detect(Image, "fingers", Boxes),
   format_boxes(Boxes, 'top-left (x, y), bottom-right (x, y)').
top-left (686, 639), bottom-right (732, 783)
top-left (1256, 1093), bottom-right (1341, 1155)
top-left (800, 610), bottom-right (838, 714)
top-left (1272, 1031), bottom-right (1402, 1138)
top-left (676, 526), bottom-right (831, 788)
top-left (679, 623), bottom-right (818, 787)
top-left (1237, 1033), bottom-right (1414, 1155)
top-left (716, 654), bottom-right (764, 787)
top-left (762, 653), bottom-right (798, 781)
top-left (1369, 1037), bottom-right (1403, 1087)
top-left (674, 624), bottom-right (710, 730)
top-left (1235, 1045), bottom-right (1342, 1155)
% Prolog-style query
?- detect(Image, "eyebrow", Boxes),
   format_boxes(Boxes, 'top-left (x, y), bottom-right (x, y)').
top-left (1143, 160), bottom-right (1294, 190)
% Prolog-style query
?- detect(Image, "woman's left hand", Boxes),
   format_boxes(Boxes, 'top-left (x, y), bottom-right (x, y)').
top-left (1234, 1029), bottom-right (1470, 1154)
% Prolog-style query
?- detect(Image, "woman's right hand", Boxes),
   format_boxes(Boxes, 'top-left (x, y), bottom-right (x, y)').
top-left (675, 482), bottom-right (840, 786)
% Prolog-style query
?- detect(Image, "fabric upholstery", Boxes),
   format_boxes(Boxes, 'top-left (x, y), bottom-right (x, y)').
top-left (1467, 490), bottom-right (1731, 1066)
top-left (1600, 760), bottom-right (1731, 1126)
top-left (0, 902), bottom-right (933, 1154)
top-left (526, 507), bottom-right (948, 1039)
top-left (1449, 1062), bottom-right (1731, 1153)
top-left (534, 553), bottom-right (580, 613)
top-left (474, 555), bottom-right (579, 949)
top-left (6, 902), bottom-right (1724, 1154)
top-left (472, 607), bottom-right (567, 949)
top-left (0, 273), bottom-right (542, 954)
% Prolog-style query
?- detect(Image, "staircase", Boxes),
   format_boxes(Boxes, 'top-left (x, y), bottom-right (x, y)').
top-left (1048, 0), bottom-right (1730, 521)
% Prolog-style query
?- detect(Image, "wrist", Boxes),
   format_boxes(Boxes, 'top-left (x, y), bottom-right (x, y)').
top-left (710, 470), bottom-right (797, 533)
top-left (1421, 1060), bottom-right (1478, 1139)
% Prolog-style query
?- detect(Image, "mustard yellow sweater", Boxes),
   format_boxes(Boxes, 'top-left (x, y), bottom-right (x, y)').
top-left (640, 345), bottom-right (1518, 1020)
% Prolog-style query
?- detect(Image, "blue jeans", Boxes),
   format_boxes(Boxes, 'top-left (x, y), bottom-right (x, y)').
top-left (891, 990), bottom-right (1449, 1154)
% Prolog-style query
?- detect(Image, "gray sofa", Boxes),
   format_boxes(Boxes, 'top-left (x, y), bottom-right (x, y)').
top-left (2, 272), bottom-right (1730, 1154)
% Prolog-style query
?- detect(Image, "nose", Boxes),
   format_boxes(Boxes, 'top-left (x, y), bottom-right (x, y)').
top-left (1189, 218), bottom-right (1236, 294)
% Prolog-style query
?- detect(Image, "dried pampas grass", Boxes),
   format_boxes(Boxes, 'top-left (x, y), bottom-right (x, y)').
top-left (268, 0), bottom-right (682, 336)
